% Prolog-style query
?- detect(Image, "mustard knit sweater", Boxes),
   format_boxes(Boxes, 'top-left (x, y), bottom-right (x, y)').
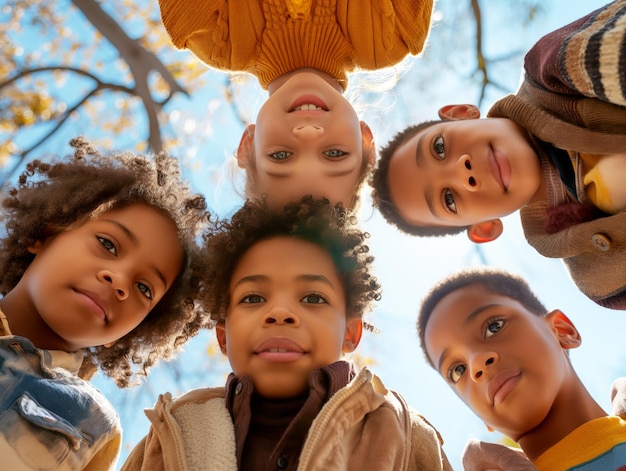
top-left (158, 0), bottom-right (433, 89)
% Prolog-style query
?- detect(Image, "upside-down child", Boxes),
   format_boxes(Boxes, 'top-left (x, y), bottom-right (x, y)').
top-left (372, 0), bottom-right (626, 309)
top-left (0, 137), bottom-right (207, 470)
top-left (158, 0), bottom-right (434, 208)
top-left (122, 197), bottom-right (452, 470)
top-left (418, 268), bottom-right (626, 471)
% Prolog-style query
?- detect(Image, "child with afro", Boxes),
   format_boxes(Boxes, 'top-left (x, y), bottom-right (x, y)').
top-left (0, 137), bottom-right (208, 470)
top-left (122, 196), bottom-right (453, 471)
top-left (371, 0), bottom-right (626, 310)
top-left (157, 0), bottom-right (434, 209)
top-left (418, 267), bottom-right (626, 470)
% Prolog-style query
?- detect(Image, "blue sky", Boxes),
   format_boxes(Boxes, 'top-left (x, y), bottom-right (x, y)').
top-left (7, 0), bottom-right (624, 469)
top-left (104, 1), bottom-right (626, 468)
top-left (104, 2), bottom-right (624, 468)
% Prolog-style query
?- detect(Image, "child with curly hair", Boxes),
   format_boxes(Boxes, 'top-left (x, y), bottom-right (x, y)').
top-left (418, 268), bottom-right (626, 471)
top-left (0, 137), bottom-right (208, 471)
top-left (122, 196), bottom-right (453, 471)
top-left (157, 0), bottom-right (434, 209)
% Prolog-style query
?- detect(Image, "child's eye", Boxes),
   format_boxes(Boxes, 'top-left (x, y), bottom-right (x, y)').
top-left (268, 151), bottom-right (292, 161)
top-left (443, 189), bottom-right (457, 213)
top-left (137, 282), bottom-right (153, 300)
top-left (323, 149), bottom-right (347, 159)
top-left (485, 319), bottom-right (505, 338)
top-left (97, 236), bottom-right (117, 255)
top-left (433, 135), bottom-right (445, 159)
top-left (241, 294), bottom-right (265, 304)
top-left (447, 364), bottom-right (466, 383)
top-left (301, 293), bottom-right (327, 304)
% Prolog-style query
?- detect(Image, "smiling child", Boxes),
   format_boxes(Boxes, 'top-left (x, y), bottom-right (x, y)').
top-left (157, 0), bottom-right (434, 208)
top-left (371, 0), bottom-right (626, 309)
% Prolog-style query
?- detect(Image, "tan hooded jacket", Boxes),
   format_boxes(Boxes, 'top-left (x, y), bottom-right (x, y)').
top-left (121, 367), bottom-right (452, 471)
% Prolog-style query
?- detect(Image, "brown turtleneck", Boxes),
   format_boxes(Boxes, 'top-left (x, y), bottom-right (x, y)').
top-left (225, 360), bottom-right (355, 471)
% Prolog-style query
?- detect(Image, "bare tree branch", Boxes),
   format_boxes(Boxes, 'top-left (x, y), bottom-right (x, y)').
top-left (2, 80), bottom-right (143, 189)
top-left (468, 0), bottom-right (534, 106)
top-left (0, 66), bottom-right (131, 95)
top-left (470, 0), bottom-right (490, 106)
top-left (71, 0), bottom-right (189, 152)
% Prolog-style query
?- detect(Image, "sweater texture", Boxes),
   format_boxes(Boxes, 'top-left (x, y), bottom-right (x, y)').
top-left (487, 0), bottom-right (626, 310)
top-left (158, 0), bottom-right (434, 89)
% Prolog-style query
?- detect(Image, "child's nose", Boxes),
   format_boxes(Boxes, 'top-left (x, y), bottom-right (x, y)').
top-left (263, 305), bottom-right (300, 326)
top-left (99, 270), bottom-right (130, 301)
top-left (456, 155), bottom-right (478, 191)
top-left (470, 353), bottom-right (496, 382)
top-left (292, 124), bottom-right (324, 139)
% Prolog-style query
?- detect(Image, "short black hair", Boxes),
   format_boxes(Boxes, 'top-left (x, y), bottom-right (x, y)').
top-left (417, 268), bottom-right (547, 368)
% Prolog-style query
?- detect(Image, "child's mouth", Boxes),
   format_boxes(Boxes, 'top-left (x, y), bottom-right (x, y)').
top-left (290, 103), bottom-right (324, 111)
top-left (488, 146), bottom-right (511, 191)
top-left (289, 95), bottom-right (328, 112)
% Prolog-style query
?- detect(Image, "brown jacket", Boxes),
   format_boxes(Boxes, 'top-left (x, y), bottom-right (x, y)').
top-left (121, 367), bottom-right (453, 471)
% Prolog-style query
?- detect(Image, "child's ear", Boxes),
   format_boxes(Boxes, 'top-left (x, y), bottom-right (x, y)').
top-left (215, 322), bottom-right (228, 355)
top-left (360, 121), bottom-right (376, 165)
top-left (342, 317), bottom-right (363, 353)
top-left (467, 219), bottom-right (503, 244)
top-left (102, 341), bottom-right (115, 348)
top-left (27, 240), bottom-right (44, 254)
top-left (438, 104), bottom-right (481, 120)
top-left (236, 124), bottom-right (255, 169)
top-left (484, 423), bottom-right (495, 433)
top-left (546, 310), bottom-right (581, 349)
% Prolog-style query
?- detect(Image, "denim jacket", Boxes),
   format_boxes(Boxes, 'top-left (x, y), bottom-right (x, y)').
top-left (0, 310), bottom-right (121, 470)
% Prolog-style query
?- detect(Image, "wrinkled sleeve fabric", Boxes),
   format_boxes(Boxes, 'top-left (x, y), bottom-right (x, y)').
top-left (524, 0), bottom-right (626, 107)
top-left (336, 0), bottom-right (433, 69)
top-left (462, 438), bottom-right (537, 471)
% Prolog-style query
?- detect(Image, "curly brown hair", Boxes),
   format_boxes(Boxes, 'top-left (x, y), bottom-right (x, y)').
top-left (0, 137), bottom-right (209, 387)
top-left (194, 196), bottom-right (381, 325)
top-left (370, 120), bottom-right (468, 237)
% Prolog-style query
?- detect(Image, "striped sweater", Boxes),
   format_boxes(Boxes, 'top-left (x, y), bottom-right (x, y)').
top-left (488, 0), bottom-right (626, 310)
